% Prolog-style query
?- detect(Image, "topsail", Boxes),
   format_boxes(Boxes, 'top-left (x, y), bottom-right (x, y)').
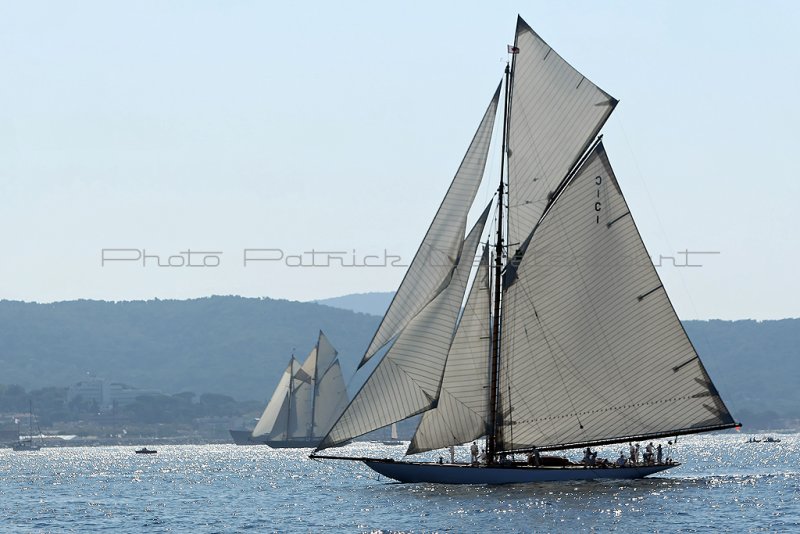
top-left (506, 17), bottom-right (617, 247)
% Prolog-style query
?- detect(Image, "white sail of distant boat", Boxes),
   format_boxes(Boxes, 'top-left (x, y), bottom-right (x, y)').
top-left (232, 331), bottom-right (348, 448)
top-left (311, 16), bottom-right (738, 484)
top-left (381, 422), bottom-right (403, 446)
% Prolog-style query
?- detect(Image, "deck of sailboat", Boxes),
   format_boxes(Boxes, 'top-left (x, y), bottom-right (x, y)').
top-left (264, 439), bottom-right (321, 449)
top-left (362, 459), bottom-right (678, 484)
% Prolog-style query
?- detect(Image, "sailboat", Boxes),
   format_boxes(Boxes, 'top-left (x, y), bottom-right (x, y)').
top-left (232, 331), bottom-right (349, 448)
top-left (310, 16), bottom-right (738, 484)
top-left (12, 401), bottom-right (42, 452)
top-left (381, 423), bottom-right (403, 446)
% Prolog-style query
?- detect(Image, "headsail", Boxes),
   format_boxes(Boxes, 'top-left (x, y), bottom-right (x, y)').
top-left (408, 244), bottom-right (492, 454)
top-left (252, 357), bottom-right (297, 439)
top-left (359, 85), bottom-right (501, 367)
top-left (317, 204), bottom-right (492, 450)
top-left (507, 16), bottom-right (617, 248)
top-left (499, 142), bottom-right (735, 452)
top-left (291, 348), bottom-right (316, 438)
top-left (316, 331), bottom-right (338, 374)
top-left (312, 360), bottom-right (348, 437)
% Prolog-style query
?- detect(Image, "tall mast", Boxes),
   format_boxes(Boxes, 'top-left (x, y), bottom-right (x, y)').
top-left (309, 340), bottom-right (319, 439)
top-left (487, 62), bottom-right (511, 464)
top-left (286, 356), bottom-right (294, 440)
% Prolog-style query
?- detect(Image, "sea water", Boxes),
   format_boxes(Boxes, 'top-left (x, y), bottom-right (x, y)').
top-left (0, 433), bottom-right (797, 532)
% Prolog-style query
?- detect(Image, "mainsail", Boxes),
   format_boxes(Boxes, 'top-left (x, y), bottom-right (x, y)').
top-left (499, 142), bottom-right (734, 452)
top-left (253, 331), bottom-right (348, 442)
top-left (359, 85), bottom-right (501, 367)
top-left (252, 357), bottom-right (297, 439)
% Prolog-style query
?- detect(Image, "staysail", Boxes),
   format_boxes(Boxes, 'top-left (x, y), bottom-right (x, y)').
top-left (359, 85), bottom-right (501, 367)
top-left (507, 16), bottom-right (618, 248)
top-left (252, 357), bottom-right (297, 439)
top-left (317, 204), bottom-right (492, 450)
top-left (312, 360), bottom-right (348, 438)
top-left (407, 244), bottom-right (492, 454)
top-left (499, 142), bottom-right (735, 452)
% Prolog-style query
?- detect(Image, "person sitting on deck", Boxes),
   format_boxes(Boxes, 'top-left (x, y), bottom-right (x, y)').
top-left (478, 448), bottom-right (487, 465)
top-left (616, 451), bottom-right (627, 467)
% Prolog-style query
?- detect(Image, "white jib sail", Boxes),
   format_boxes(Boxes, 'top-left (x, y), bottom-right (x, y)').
top-left (289, 352), bottom-right (315, 439)
top-left (408, 244), bottom-right (492, 454)
top-left (507, 16), bottom-right (617, 249)
top-left (359, 86), bottom-right (501, 367)
top-left (312, 360), bottom-right (348, 437)
top-left (317, 204), bottom-right (492, 450)
top-left (252, 357), bottom-right (296, 438)
top-left (315, 331), bottom-right (338, 375)
top-left (499, 143), bottom-right (734, 451)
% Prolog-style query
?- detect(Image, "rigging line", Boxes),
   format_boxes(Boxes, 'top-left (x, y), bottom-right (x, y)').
top-left (617, 121), bottom-right (706, 323)
top-left (506, 281), bottom-right (563, 441)
top-left (504, 334), bottom-right (514, 447)
top-left (501, 295), bottom-right (548, 442)
top-left (528, 293), bottom-right (584, 430)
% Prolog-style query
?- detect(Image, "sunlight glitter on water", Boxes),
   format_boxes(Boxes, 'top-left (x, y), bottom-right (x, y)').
top-left (0, 434), bottom-right (797, 532)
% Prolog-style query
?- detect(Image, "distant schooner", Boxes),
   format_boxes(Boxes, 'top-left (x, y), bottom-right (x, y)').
top-left (231, 331), bottom-right (349, 448)
top-left (311, 16), bottom-right (738, 483)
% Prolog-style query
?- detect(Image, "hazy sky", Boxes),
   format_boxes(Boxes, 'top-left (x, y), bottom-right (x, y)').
top-left (1, 1), bottom-right (797, 320)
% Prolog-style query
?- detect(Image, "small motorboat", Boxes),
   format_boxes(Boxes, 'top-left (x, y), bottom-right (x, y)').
top-left (135, 447), bottom-right (157, 454)
top-left (745, 436), bottom-right (781, 444)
